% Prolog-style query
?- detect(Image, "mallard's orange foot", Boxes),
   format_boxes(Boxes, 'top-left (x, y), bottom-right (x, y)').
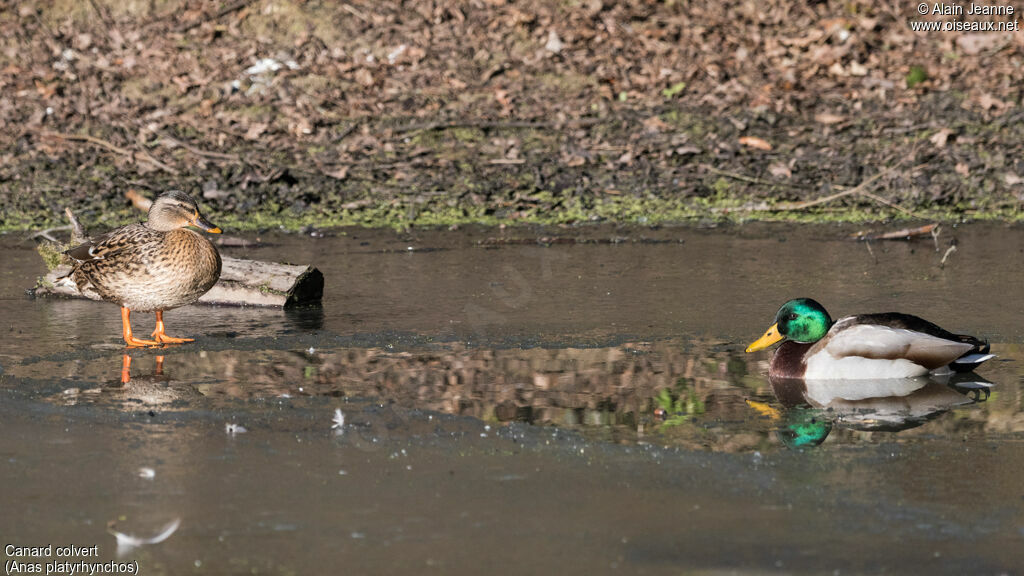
top-left (121, 307), bottom-right (160, 347)
top-left (124, 335), bottom-right (160, 347)
top-left (150, 310), bottom-right (193, 345)
top-left (151, 332), bottom-right (194, 344)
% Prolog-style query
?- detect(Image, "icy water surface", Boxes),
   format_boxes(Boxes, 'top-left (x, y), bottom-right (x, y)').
top-left (1, 223), bottom-right (1023, 575)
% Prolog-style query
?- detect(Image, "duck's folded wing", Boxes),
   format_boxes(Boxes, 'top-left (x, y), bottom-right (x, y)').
top-left (822, 324), bottom-right (974, 370)
top-left (64, 231), bottom-right (122, 263)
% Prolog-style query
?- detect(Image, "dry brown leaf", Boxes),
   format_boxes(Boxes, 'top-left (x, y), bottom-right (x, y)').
top-left (290, 118), bottom-right (313, 137)
top-left (1004, 173), bottom-right (1023, 186)
top-left (563, 154), bottom-right (586, 167)
top-left (244, 122), bottom-right (268, 140)
top-left (768, 162), bottom-right (792, 178)
top-left (814, 113), bottom-right (845, 125)
top-left (976, 93), bottom-right (1007, 111)
top-left (354, 68), bottom-right (374, 86)
top-left (930, 128), bottom-right (953, 148)
top-left (642, 116), bottom-right (670, 133)
top-left (739, 136), bottom-right (772, 151)
top-left (955, 163), bottom-right (969, 177)
top-left (848, 61), bottom-right (868, 76)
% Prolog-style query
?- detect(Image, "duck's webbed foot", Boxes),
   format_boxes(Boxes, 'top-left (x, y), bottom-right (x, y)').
top-left (121, 307), bottom-right (160, 348)
top-left (150, 310), bottom-right (194, 344)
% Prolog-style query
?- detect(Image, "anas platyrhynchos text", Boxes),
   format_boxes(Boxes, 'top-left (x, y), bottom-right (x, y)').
top-left (64, 191), bottom-right (222, 347)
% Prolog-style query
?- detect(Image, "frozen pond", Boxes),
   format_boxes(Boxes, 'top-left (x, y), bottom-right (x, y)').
top-left (1, 222), bottom-right (1022, 574)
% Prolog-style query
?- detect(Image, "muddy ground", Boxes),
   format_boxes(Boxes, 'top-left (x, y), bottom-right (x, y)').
top-left (1, 1), bottom-right (1023, 230)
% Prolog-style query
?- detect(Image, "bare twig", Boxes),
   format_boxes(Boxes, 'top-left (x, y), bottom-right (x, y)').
top-left (40, 132), bottom-right (179, 175)
top-left (341, 3), bottom-right (371, 22)
top-left (939, 245), bottom-right (957, 268)
top-left (702, 165), bottom-right (802, 189)
top-left (331, 121), bottom-right (361, 143)
top-left (767, 166), bottom-right (893, 211)
top-left (763, 159), bottom-right (931, 217)
top-left (65, 207), bottom-right (89, 244)
top-left (26, 225), bottom-right (71, 244)
top-left (176, 0), bottom-right (257, 32)
top-left (854, 190), bottom-right (922, 218)
top-left (850, 223), bottom-right (938, 242)
top-left (158, 133), bottom-right (241, 162)
top-left (87, 0), bottom-right (113, 28)
top-left (393, 118), bottom-right (603, 135)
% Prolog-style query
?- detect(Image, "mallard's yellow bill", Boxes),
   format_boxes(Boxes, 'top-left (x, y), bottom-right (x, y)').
top-left (746, 322), bottom-right (783, 352)
top-left (745, 399), bottom-right (781, 420)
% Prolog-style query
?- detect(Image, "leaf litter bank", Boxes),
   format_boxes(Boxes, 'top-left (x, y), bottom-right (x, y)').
top-left (1, 1), bottom-right (1022, 231)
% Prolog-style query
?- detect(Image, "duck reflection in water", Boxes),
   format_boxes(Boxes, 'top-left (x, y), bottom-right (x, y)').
top-left (752, 374), bottom-right (992, 449)
top-left (110, 354), bottom-right (200, 407)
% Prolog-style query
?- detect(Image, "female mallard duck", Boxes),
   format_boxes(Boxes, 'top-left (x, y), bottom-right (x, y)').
top-left (64, 191), bottom-right (222, 347)
top-left (746, 298), bottom-right (993, 380)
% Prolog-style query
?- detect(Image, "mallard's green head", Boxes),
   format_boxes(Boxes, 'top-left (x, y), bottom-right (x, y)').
top-left (746, 298), bottom-right (833, 352)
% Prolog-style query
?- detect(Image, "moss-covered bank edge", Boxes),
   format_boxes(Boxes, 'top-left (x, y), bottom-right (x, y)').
top-left (2, 193), bottom-right (1021, 234)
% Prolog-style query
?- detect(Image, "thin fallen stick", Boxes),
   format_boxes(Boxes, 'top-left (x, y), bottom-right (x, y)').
top-left (40, 132), bottom-right (179, 175)
top-left (854, 190), bottom-right (922, 218)
top-left (766, 158), bottom-right (936, 216)
top-left (341, 3), bottom-right (371, 22)
top-left (939, 245), bottom-right (957, 268)
top-left (158, 133), bottom-right (242, 162)
top-left (176, 0), bottom-right (256, 32)
top-left (25, 225), bottom-right (71, 244)
top-left (849, 223), bottom-right (939, 242)
top-left (393, 117), bottom-right (603, 135)
top-left (703, 165), bottom-right (802, 189)
top-left (66, 207), bottom-right (88, 243)
top-left (768, 166), bottom-right (893, 211)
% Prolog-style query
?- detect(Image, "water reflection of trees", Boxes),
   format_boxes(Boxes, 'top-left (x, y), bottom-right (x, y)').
top-left (39, 341), bottom-right (1024, 450)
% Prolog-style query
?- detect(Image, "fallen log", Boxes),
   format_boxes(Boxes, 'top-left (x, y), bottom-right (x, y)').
top-left (31, 200), bottom-right (323, 308)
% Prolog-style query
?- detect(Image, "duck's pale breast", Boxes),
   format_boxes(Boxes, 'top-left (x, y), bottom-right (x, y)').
top-left (74, 227), bottom-right (221, 312)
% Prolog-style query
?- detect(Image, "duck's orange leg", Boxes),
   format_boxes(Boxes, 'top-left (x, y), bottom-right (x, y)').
top-left (122, 307), bottom-right (160, 347)
top-left (151, 310), bottom-right (194, 344)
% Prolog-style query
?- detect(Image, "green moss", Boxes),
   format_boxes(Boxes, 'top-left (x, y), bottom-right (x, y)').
top-left (36, 242), bottom-right (66, 271)
top-left (5, 192), bottom-right (1024, 234)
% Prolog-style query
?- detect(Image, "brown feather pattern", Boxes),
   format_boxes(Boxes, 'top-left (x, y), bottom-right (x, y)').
top-left (64, 194), bottom-right (221, 312)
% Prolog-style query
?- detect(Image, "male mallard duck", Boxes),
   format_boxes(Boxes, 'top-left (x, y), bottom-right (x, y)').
top-left (64, 191), bottom-right (222, 347)
top-left (745, 298), bottom-right (993, 380)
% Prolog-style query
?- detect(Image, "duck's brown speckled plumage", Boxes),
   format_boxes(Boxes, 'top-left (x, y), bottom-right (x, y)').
top-left (64, 191), bottom-right (222, 346)
top-left (69, 224), bottom-right (221, 312)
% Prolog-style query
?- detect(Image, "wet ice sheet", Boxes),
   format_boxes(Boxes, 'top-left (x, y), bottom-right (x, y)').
top-left (1, 394), bottom-right (1023, 575)
top-left (2, 222), bottom-right (1024, 574)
